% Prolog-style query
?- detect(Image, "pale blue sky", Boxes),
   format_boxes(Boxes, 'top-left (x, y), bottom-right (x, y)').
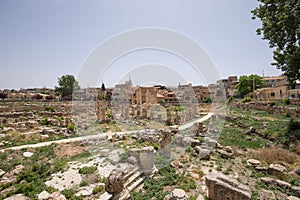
top-left (0, 0), bottom-right (281, 89)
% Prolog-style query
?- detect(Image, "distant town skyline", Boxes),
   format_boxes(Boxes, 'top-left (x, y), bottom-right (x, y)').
top-left (0, 0), bottom-right (282, 90)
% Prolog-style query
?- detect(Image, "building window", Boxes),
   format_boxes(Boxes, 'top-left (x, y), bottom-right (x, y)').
top-left (271, 92), bottom-right (275, 97)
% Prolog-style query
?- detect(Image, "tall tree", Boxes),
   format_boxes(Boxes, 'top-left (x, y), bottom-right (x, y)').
top-left (0, 93), bottom-right (7, 100)
top-left (55, 75), bottom-right (80, 100)
top-left (101, 82), bottom-right (106, 91)
top-left (235, 74), bottom-right (266, 98)
top-left (251, 1), bottom-right (300, 88)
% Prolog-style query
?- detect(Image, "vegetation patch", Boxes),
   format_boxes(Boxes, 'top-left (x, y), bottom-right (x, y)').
top-left (131, 166), bottom-right (196, 200)
top-left (251, 147), bottom-right (300, 166)
top-left (79, 166), bottom-right (97, 174)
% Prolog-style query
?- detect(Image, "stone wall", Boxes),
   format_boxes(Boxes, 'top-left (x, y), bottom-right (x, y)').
top-left (235, 102), bottom-right (300, 118)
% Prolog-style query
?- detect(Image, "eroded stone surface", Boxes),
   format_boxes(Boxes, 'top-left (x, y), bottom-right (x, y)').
top-left (23, 152), bottom-right (33, 158)
top-left (38, 191), bottom-right (50, 200)
top-left (165, 188), bottom-right (188, 200)
top-left (259, 189), bottom-right (276, 200)
top-left (45, 168), bottom-right (81, 191)
top-left (291, 186), bottom-right (300, 198)
top-left (48, 192), bottom-right (66, 200)
top-left (288, 196), bottom-right (300, 200)
top-left (205, 172), bottom-right (251, 200)
top-left (4, 194), bottom-right (28, 200)
top-left (105, 169), bottom-right (125, 194)
top-left (247, 159), bottom-right (260, 167)
top-left (268, 164), bottom-right (288, 175)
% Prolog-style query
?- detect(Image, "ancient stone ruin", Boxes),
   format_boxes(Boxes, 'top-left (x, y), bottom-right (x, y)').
top-left (205, 172), bottom-right (252, 200)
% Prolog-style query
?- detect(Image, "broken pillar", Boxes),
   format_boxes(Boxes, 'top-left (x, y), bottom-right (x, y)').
top-left (139, 146), bottom-right (157, 177)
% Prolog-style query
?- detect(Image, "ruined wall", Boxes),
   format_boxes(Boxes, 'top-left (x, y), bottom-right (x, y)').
top-left (235, 102), bottom-right (300, 118)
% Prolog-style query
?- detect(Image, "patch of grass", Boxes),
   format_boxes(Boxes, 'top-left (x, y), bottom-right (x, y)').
top-left (52, 158), bottom-right (68, 172)
top-left (45, 105), bottom-right (55, 112)
top-left (224, 166), bottom-right (233, 175)
top-left (219, 127), bottom-right (267, 149)
top-left (41, 116), bottom-right (49, 125)
top-left (92, 185), bottom-right (105, 194)
top-left (242, 97), bottom-right (251, 103)
top-left (131, 140), bottom-right (160, 151)
top-left (79, 166), bottom-right (97, 174)
top-left (67, 123), bottom-right (75, 132)
top-left (79, 181), bottom-right (88, 187)
top-left (283, 98), bottom-right (291, 105)
top-left (70, 151), bottom-right (91, 161)
top-left (61, 189), bottom-right (83, 200)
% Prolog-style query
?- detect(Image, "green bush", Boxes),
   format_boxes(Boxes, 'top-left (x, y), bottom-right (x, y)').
top-left (286, 119), bottom-right (300, 140)
top-left (242, 97), bottom-right (251, 103)
top-left (41, 116), bottom-right (49, 125)
top-left (106, 113), bottom-right (113, 118)
top-left (205, 97), bottom-right (212, 103)
top-left (61, 189), bottom-right (83, 200)
top-left (80, 181), bottom-right (88, 187)
top-left (79, 166), bottom-right (97, 174)
top-left (67, 124), bottom-right (75, 132)
top-left (57, 116), bottom-right (64, 121)
top-left (283, 98), bottom-right (291, 105)
top-left (174, 106), bottom-right (184, 112)
top-left (92, 185), bottom-right (104, 194)
top-left (52, 158), bottom-right (68, 173)
top-left (227, 96), bottom-right (234, 104)
top-left (45, 105), bottom-right (55, 112)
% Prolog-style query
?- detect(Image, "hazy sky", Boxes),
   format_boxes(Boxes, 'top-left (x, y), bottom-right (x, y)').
top-left (0, 0), bottom-right (282, 89)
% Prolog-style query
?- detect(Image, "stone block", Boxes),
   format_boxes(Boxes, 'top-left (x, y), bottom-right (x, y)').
top-left (205, 172), bottom-right (251, 200)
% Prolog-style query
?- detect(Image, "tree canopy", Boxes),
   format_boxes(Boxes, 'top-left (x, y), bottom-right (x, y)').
top-left (251, 1), bottom-right (300, 87)
top-left (0, 93), bottom-right (7, 100)
top-left (55, 75), bottom-right (80, 100)
top-left (235, 74), bottom-right (266, 98)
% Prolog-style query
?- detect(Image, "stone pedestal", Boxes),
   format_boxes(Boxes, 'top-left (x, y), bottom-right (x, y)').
top-left (139, 146), bottom-right (157, 177)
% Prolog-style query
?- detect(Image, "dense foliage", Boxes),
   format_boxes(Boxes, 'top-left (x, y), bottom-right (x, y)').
top-left (234, 74), bottom-right (266, 98)
top-left (55, 75), bottom-right (80, 100)
top-left (252, 1), bottom-right (300, 87)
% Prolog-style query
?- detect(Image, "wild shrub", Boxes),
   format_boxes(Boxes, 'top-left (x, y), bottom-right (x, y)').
top-left (242, 97), bottom-right (251, 103)
top-left (41, 116), bottom-right (49, 126)
top-left (286, 119), bottom-right (300, 140)
top-left (131, 166), bottom-right (196, 200)
top-left (67, 123), bottom-right (75, 132)
top-left (283, 98), bottom-right (291, 105)
top-left (92, 185), bottom-right (104, 194)
top-left (79, 166), bottom-right (97, 174)
top-left (252, 147), bottom-right (300, 165)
